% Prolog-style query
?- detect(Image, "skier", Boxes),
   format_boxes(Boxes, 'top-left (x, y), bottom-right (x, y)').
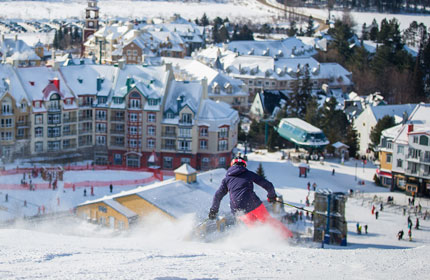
top-left (408, 229), bottom-right (412, 241)
top-left (415, 218), bottom-right (420, 230)
top-left (397, 230), bottom-right (404, 240)
top-left (209, 156), bottom-right (293, 239)
top-left (110, 184), bottom-right (113, 193)
top-left (307, 182), bottom-right (311, 191)
top-left (332, 169), bottom-right (335, 176)
top-left (364, 224), bottom-right (368, 234)
top-left (371, 205), bottom-right (375, 215)
top-left (312, 182), bottom-right (317, 191)
top-left (375, 211), bottom-right (379, 219)
top-left (380, 203), bottom-right (383, 211)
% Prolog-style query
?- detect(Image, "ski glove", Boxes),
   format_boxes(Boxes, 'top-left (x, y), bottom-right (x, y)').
top-left (267, 196), bottom-right (277, 203)
top-left (208, 209), bottom-right (218, 220)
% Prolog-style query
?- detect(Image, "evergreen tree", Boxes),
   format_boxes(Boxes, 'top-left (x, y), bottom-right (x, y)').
top-left (361, 23), bottom-right (369, 41)
top-left (345, 124), bottom-right (359, 158)
top-left (369, 19), bottom-right (379, 41)
top-left (305, 16), bottom-right (314, 37)
top-left (303, 96), bottom-right (320, 127)
top-left (287, 21), bottom-right (297, 37)
top-left (256, 163), bottom-right (266, 179)
top-left (200, 13), bottom-right (209, 26)
top-left (369, 115), bottom-right (395, 152)
top-left (218, 25), bottom-right (230, 43)
top-left (328, 20), bottom-right (354, 63)
top-left (318, 97), bottom-right (349, 153)
top-left (53, 29), bottom-right (59, 49)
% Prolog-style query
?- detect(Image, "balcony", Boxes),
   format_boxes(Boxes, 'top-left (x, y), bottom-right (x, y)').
top-left (162, 132), bottom-right (176, 138)
top-left (110, 117), bottom-right (125, 122)
top-left (16, 121), bottom-right (30, 127)
top-left (79, 129), bottom-right (92, 135)
top-left (110, 129), bottom-right (124, 135)
top-left (177, 148), bottom-right (192, 153)
top-left (79, 116), bottom-right (93, 121)
top-left (63, 130), bottom-right (77, 136)
top-left (161, 145), bottom-right (176, 150)
top-left (47, 106), bottom-right (61, 112)
top-left (63, 117), bottom-right (77, 123)
top-left (47, 133), bottom-right (61, 138)
top-left (96, 116), bottom-right (107, 121)
top-left (178, 120), bottom-right (193, 126)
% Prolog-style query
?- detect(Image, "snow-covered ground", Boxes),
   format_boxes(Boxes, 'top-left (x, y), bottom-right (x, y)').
top-left (0, 0), bottom-right (429, 30)
top-left (1, 150), bottom-right (430, 279)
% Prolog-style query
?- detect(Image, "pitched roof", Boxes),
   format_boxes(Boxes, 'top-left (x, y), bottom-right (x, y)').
top-left (174, 163), bottom-right (196, 175)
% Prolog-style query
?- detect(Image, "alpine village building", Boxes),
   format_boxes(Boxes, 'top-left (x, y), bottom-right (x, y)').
top-left (0, 61), bottom-right (239, 171)
top-left (376, 104), bottom-right (430, 197)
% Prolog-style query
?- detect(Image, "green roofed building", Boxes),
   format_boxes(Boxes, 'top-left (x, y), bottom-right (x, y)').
top-left (276, 118), bottom-right (329, 150)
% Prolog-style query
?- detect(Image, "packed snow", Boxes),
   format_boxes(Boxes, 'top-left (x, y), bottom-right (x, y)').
top-left (1, 149), bottom-right (430, 279)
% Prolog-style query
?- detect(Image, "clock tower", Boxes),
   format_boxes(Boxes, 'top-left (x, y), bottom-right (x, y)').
top-left (83, 0), bottom-right (99, 42)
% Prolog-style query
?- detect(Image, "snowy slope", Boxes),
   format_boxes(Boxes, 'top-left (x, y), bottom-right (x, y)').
top-left (1, 150), bottom-right (430, 279)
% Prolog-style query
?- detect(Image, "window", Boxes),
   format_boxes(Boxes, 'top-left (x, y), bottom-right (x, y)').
top-left (218, 140), bottom-right (228, 151)
top-left (48, 114), bottom-right (61, 124)
top-left (148, 113), bottom-right (156, 123)
top-left (163, 157), bottom-right (173, 169)
top-left (397, 159), bottom-right (403, 168)
top-left (148, 126), bottom-right (155, 136)
top-left (130, 113), bottom-right (138, 122)
top-left (35, 142), bottom-right (43, 152)
top-left (181, 158), bottom-right (191, 165)
top-left (179, 128), bottom-right (191, 138)
top-left (129, 126), bottom-right (138, 135)
top-left (163, 139), bottom-right (176, 150)
top-left (180, 113), bottom-right (192, 124)
top-left (148, 99), bottom-right (158, 106)
top-left (48, 141), bottom-right (61, 151)
top-left (166, 112), bottom-right (174, 119)
top-left (96, 123), bottom-right (107, 133)
top-left (219, 157), bottom-right (226, 167)
top-left (178, 140), bottom-right (191, 151)
top-left (413, 136), bottom-right (418, 143)
top-left (147, 138), bottom-right (155, 148)
top-left (1, 131), bottom-right (13, 140)
top-left (96, 136), bottom-right (106, 146)
top-left (96, 110), bottom-right (106, 120)
top-left (48, 127), bottom-right (61, 138)
top-left (1, 118), bottom-right (12, 127)
top-left (129, 139), bottom-right (138, 148)
top-left (386, 154), bottom-right (392, 163)
top-left (200, 140), bottom-right (208, 150)
top-left (35, 114), bottom-right (43, 125)
top-left (200, 127), bottom-right (208, 137)
top-left (218, 127), bottom-right (229, 138)
top-left (387, 141), bottom-right (392, 149)
top-left (35, 127), bottom-right (43, 138)
top-left (397, 146), bottom-right (404, 154)
top-left (129, 98), bottom-right (141, 109)
top-left (201, 157), bottom-right (210, 169)
top-left (17, 128), bottom-right (24, 138)
top-left (419, 135), bottom-right (429, 146)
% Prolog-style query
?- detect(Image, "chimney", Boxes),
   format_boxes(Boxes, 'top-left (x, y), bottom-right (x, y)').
top-left (201, 77), bottom-right (208, 100)
top-left (97, 77), bottom-right (103, 91)
top-left (53, 77), bottom-right (60, 90)
top-left (176, 95), bottom-right (183, 111)
top-left (14, 34), bottom-right (17, 41)
top-left (408, 124), bottom-right (414, 133)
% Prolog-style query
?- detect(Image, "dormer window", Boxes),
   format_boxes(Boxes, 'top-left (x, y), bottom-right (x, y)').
top-left (148, 99), bottom-right (158, 106)
top-left (180, 113), bottom-right (192, 124)
top-left (166, 112), bottom-right (174, 119)
top-left (212, 83), bottom-right (220, 94)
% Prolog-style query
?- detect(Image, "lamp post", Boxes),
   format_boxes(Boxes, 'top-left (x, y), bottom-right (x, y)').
top-left (355, 162), bottom-right (357, 181)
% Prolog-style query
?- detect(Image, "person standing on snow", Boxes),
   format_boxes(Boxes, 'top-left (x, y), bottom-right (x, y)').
top-left (209, 156), bottom-right (293, 239)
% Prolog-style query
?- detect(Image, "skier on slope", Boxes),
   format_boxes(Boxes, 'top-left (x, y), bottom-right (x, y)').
top-left (208, 156), bottom-right (293, 239)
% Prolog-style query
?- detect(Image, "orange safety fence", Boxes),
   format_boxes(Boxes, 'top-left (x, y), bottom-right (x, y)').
top-left (0, 183), bottom-right (51, 190)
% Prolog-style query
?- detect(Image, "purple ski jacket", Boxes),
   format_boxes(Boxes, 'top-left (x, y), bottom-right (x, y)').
top-left (210, 165), bottom-right (276, 215)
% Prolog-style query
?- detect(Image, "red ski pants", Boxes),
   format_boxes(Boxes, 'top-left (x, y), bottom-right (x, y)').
top-left (238, 203), bottom-right (293, 239)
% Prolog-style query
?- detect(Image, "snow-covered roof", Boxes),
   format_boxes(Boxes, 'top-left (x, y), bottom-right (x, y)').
top-left (174, 163), bottom-right (196, 175)
top-left (227, 37), bottom-right (316, 58)
top-left (280, 118), bottom-right (322, 133)
top-left (394, 104), bottom-right (430, 144)
top-left (78, 168), bottom-right (231, 220)
top-left (60, 64), bottom-right (118, 97)
top-left (370, 104), bottom-right (417, 121)
top-left (162, 57), bottom-right (246, 97)
top-left (103, 199), bottom-right (138, 219)
top-left (15, 66), bottom-right (74, 101)
top-left (0, 64), bottom-right (28, 106)
top-left (332, 141), bottom-right (349, 149)
top-left (164, 80), bottom-right (202, 114)
top-left (197, 99), bottom-right (239, 130)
